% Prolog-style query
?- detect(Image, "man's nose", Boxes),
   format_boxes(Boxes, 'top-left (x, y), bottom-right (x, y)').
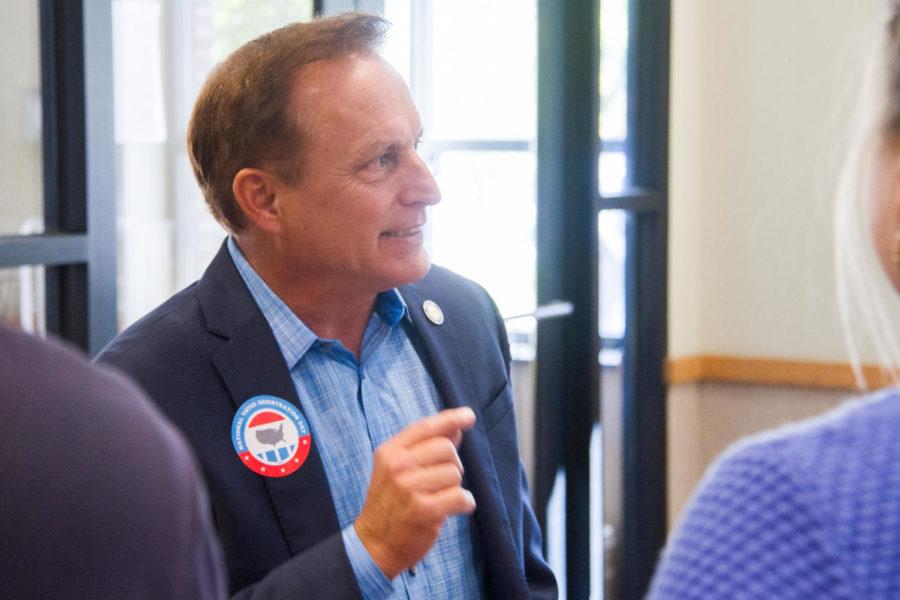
top-left (401, 152), bottom-right (441, 206)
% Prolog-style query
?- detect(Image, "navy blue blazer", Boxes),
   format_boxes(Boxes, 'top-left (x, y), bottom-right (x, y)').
top-left (97, 241), bottom-right (557, 599)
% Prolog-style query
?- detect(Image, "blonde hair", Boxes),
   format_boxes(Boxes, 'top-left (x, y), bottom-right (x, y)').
top-left (834, 2), bottom-right (900, 388)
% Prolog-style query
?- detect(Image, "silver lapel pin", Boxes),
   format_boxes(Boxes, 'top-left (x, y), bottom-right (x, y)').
top-left (422, 300), bottom-right (445, 325)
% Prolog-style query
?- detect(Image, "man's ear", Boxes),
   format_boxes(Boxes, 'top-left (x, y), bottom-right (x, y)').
top-left (232, 168), bottom-right (284, 234)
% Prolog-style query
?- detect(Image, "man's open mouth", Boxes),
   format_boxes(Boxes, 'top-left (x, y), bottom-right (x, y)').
top-left (382, 225), bottom-right (423, 238)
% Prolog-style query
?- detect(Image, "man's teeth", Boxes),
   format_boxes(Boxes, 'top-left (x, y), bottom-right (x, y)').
top-left (383, 226), bottom-right (421, 237)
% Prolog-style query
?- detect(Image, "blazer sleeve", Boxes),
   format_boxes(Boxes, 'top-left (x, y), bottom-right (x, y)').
top-left (229, 533), bottom-right (363, 600)
top-left (490, 292), bottom-right (559, 599)
top-left (519, 466), bottom-right (559, 599)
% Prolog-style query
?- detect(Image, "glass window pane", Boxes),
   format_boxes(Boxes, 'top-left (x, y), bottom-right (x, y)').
top-left (546, 469), bottom-right (567, 599)
top-left (599, 150), bottom-right (628, 195)
top-left (597, 1), bottom-right (631, 595)
top-left (600, 0), bottom-right (628, 143)
top-left (0, 265), bottom-right (46, 335)
top-left (430, 0), bottom-right (536, 140)
top-left (113, 0), bottom-right (172, 330)
top-left (207, 0), bottom-right (315, 63)
top-left (599, 209), bottom-right (627, 342)
top-left (113, 0), bottom-right (314, 330)
top-left (0, 1), bottom-right (44, 236)
top-left (429, 150), bottom-right (536, 324)
top-left (382, 0), bottom-right (412, 85)
top-left (598, 208), bottom-right (629, 599)
top-left (598, 361), bottom-right (624, 599)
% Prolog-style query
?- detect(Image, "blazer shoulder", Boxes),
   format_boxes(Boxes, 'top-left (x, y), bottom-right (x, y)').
top-left (96, 282), bottom-right (210, 371)
top-left (404, 265), bottom-right (511, 376)
top-left (411, 265), bottom-right (501, 322)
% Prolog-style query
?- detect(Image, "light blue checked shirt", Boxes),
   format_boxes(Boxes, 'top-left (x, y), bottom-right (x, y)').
top-left (227, 238), bottom-right (481, 600)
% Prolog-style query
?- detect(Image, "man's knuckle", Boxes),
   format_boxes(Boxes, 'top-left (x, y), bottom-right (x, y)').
top-left (435, 464), bottom-right (458, 484)
top-left (410, 494), bottom-right (431, 518)
top-left (436, 438), bottom-right (456, 459)
top-left (380, 452), bottom-right (405, 475)
top-left (423, 502), bottom-right (443, 523)
top-left (450, 465), bottom-right (463, 484)
top-left (398, 474), bottom-right (417, 494)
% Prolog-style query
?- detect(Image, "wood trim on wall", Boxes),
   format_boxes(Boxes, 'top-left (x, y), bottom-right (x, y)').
top-left (667, 355), bottom-right (893, 390)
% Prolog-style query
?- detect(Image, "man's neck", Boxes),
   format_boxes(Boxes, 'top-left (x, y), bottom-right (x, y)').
top-left (235, 237), bottom-right (376, 358)
top-left (283, 290), bottom-right (375, 358)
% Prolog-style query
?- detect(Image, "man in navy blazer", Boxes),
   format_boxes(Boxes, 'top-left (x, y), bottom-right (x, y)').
top-left (98, 12), bottom-right (556, 600)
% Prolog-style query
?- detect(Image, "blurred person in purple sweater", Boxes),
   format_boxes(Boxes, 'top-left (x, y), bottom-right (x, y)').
top-left (650, 2), bottom-right (900, 598)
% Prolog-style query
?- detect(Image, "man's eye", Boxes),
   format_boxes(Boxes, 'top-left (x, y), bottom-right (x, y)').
top-left (358, 151), bottom-right (399, 178)
top-left (377, 153), bottom-right (397, 168)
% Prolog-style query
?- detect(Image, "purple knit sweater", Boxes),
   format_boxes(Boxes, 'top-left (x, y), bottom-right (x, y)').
top-left (649, 389), bottom-right (900, 599)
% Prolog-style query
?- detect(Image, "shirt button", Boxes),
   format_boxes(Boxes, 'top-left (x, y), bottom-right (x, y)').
top-left (408, 566), bottom-right (417, 576)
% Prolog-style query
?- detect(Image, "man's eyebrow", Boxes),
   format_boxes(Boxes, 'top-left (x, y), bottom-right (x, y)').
top-left (356, 131), bottom-right (423, 159)
top-left (356, 140), bottom-right (400, 159)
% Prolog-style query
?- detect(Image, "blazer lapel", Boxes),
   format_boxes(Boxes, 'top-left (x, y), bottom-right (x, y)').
top-left (199, 242), bottom-right (341, 556)
top-left (400, 283), bottom-right (530, 598)
top-left (198, 244), bottom-right (527, 592)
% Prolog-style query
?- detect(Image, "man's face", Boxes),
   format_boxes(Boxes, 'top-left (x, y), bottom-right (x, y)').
top-left (274, 52), bottom-right (441, 296)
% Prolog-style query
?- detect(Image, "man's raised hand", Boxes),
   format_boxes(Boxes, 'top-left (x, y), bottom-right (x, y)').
top-left (354, 407), bottom-right (477, 579)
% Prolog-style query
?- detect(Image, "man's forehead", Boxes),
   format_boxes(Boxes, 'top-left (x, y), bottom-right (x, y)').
top-left (291, 53), bottom-right (421, 141)
top-left (292, 53), bottom-right (412, 114)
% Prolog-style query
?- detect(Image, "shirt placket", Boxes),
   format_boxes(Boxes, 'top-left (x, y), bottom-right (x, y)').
top-left (300, 345), bottom-right (373, 528)
top-left (358, 323), bottom-right (432, 599)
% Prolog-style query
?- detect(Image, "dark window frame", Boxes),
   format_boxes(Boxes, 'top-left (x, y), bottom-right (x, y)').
top-left (535, 0), bottom-right (670, 598)
top-left (618, 1), bottom-right (671, 596)
top-left (1, 0), bottom-right (117, 355)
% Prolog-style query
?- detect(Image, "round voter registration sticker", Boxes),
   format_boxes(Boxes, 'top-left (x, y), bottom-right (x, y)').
top-left (231, 395), bottom-right (312, 478)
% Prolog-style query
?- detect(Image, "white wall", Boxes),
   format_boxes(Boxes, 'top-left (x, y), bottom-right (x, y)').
top-left (669, 0), bottom-right (885, 362)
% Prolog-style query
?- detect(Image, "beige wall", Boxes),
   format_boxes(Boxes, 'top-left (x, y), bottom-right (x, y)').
top-left (668, 0), bottom-right (888, 527)
top-left (0, 1), bottom-right (43, 235)
top-left (667, 382), bottom-right (849, 527)
top-left (670, 0), bottom-right (883, 362)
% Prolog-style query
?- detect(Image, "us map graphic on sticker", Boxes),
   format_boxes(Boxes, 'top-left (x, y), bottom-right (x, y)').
top-left (231, 395), bottom-right (312, 478)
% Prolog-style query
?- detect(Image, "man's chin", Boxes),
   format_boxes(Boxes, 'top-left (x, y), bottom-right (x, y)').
top-left (379, 258), bottom-right (432, 290)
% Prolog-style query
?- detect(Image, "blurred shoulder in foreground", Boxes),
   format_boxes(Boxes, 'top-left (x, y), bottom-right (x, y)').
top-left (0, 323), bottom-right (226, 599)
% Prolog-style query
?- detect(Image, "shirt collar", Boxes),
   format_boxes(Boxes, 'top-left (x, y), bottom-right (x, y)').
top-left (374, 288), bottom-right (408, 327)
top-left (227, 237), bottom-right (408, 367)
